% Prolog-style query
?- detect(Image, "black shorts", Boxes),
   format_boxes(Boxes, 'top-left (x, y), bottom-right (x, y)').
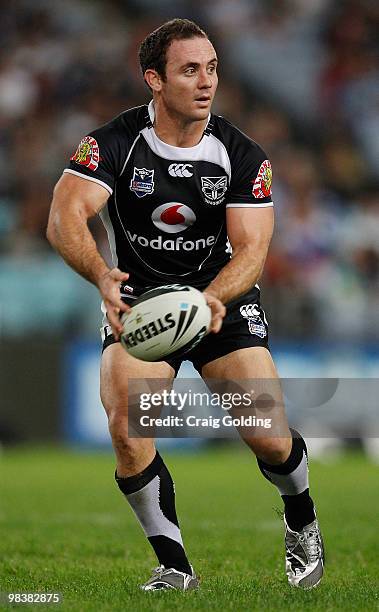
top-left (102, 286), bottom-right (270, 376)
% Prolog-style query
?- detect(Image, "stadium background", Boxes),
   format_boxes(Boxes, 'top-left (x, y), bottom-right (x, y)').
top-left (1, 1), bottom-right (378, 610)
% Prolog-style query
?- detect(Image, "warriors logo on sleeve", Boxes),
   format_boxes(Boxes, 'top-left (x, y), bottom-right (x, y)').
top-left (252, 160), bottom-right (272, 199)
top-left (70, 136), bottom-right (100, 171)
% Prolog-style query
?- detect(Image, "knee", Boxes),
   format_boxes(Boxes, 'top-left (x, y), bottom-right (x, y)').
top-left (108, 413), bottom-right (141, 457)
top-left (246, 436), bottom-right (292, 465)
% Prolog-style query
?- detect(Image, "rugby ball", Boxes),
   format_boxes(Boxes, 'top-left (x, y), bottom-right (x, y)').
top-left (120, 284), bottom-right (211, 361)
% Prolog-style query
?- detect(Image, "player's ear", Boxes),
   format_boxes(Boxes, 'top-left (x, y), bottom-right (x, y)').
top-left (144, 69), bottom-right (162, 92)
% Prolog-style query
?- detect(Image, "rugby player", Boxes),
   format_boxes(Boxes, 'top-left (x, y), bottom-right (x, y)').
top-left (47, 19), bottom-right (324, 591)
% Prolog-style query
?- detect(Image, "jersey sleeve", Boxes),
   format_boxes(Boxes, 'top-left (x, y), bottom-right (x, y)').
top-left (226, 140), bottom-right (273, 209)
top-left (64, 119), bottom-right (125, 195)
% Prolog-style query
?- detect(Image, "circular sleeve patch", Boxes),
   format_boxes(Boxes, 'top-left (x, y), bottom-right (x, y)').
top-left (252, 160), bottom-right (272, 198)
top-left (70, 136), bottom-right (100, 171)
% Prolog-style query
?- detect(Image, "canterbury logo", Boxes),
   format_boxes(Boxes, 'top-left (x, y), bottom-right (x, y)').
top-left (240, 303), bottom-right (267, 338)
top-left (240, 304), bottom-right (260, 318)
top-left (168, 163), bottom-right (193, 178)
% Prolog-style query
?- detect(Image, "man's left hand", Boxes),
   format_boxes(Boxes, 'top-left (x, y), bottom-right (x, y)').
top-left (203, 291), bottom-right (226, 333)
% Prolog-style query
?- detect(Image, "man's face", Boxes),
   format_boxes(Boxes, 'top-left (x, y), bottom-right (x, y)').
top-left (157, 37), bottom-right (218, 122)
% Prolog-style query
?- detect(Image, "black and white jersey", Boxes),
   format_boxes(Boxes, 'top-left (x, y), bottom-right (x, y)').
top-left (65, 101), bottom-right (273, 293)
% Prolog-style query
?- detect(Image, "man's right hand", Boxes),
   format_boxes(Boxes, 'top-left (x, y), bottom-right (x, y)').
top-left (98, 268), bottom-right (131, 340)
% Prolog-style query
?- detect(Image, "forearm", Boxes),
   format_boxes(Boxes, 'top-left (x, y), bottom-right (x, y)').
top-left (47, 210), bottom-right (109, 287)
top-left (205, 244), bottom-right (267, 304)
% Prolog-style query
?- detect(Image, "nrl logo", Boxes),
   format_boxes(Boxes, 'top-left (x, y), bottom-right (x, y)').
top-left (201, 176), bottom-right (228, 205)
top-left (130, 167), bottom-right (155, 198)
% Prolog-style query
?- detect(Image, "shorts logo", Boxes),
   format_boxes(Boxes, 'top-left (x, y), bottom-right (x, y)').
top-left (70, 136), bottom-right (100, 171)
top-left (120, 282), bottom-right (134, 297)
top-left (151, 202), bottom-right (196, 233)
top-left (168, 163), bottom-right (193, 178)
top-left (240, 303), bottom-right (267, 338)
top-left (252, 160), bottom-right (272, 198)
top-left (201, 176), bottom-right (228, 206)
top-left (130, 167), bottom-right (155, 198)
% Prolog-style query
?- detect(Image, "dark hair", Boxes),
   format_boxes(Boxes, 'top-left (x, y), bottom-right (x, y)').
top-left (139, 18), bottom-right (208, 82)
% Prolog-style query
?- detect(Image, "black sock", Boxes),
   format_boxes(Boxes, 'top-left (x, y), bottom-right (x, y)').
top-left (115, 452), bottom-right (191, 574)
top-left (257, 429), bottom-right (316, 531)
top-left (282, 488), bottom-right (316, 532)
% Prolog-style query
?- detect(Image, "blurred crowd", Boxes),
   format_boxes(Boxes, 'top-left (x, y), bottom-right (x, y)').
top-left (0, 0), bottom-right (378, 341)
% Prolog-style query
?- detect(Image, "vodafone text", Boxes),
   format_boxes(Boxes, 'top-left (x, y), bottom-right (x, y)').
top-left (127, 231), bottom-right (215, 251)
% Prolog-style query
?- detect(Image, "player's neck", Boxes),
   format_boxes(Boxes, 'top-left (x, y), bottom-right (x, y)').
top-left (153, 103), bottom-right (208, 148)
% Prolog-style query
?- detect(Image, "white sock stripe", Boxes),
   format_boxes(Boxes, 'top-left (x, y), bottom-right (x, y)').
top-left (263, 451), bottom-right (309, 496)
top-left (126, 475), bottom-right (183, 545)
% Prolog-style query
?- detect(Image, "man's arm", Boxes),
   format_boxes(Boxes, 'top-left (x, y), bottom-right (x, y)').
top-left (204, 206), bottom-right (274, 305)
top-left (46, 173), bottom-right (130, 339)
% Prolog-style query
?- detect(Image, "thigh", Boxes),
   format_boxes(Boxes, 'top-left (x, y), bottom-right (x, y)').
top-left (100, 343), bottom-right (175, 421)
top-left (202, 346), bottom-right (277, 379)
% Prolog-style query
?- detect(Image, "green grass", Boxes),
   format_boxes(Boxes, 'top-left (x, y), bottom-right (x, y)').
top-left (1, 445), bottom-right (378, 611)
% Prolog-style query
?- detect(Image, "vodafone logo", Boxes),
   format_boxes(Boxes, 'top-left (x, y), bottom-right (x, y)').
top-left (151, 203), bottom-right (196, 234)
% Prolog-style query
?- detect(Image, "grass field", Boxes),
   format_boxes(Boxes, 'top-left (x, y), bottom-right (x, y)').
top-left (1, 445), bottom-right (378, 611)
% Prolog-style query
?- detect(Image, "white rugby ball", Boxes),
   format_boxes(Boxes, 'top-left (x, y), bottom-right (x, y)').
top-left (120, 284), bottom-right (211, 361)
